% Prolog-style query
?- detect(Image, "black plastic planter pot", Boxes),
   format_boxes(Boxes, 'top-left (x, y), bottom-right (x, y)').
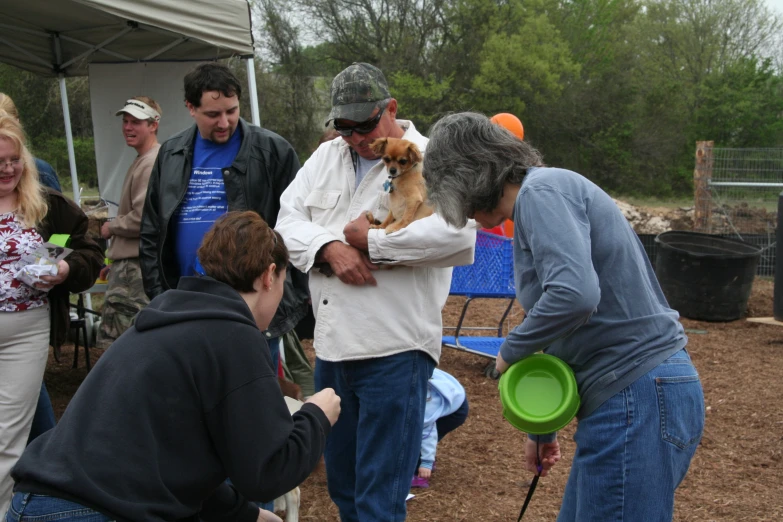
top-left (654, 231), bottom-right (762, 321)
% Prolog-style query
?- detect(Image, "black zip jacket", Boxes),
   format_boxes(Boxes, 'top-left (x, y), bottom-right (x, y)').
top-left (13, 276), bottom-right (330, 522)
top-left (38, 188), bottom-right (104, 348)
top-left (140, 119), bottom-right (309, 337)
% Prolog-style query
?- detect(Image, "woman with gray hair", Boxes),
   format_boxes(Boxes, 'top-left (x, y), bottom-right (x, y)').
top-left (424, 112), bottom-right (704, 522)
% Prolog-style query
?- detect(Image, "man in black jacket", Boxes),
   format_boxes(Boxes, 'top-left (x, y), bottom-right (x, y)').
top-left (140, 62), bottom-right (309, 362)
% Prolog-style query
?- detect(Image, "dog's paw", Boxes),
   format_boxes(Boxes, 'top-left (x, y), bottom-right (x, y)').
top-left (384, 223), bottom-right (403, 234)
top-left (365, 211), bottom-right (382, 225)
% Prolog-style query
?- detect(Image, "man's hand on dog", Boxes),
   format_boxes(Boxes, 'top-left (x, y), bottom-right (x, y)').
top-left (343, 214), bottom-right (371, 252)
top-left (321, 241), bottom-right (377, 286)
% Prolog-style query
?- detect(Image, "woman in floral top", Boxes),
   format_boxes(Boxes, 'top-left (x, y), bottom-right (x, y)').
top-left (0, 114), bottom-right (102, 516)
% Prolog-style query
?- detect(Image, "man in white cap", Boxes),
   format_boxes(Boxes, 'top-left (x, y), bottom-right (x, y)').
top-left (97, 96), bottom-right (162, 348)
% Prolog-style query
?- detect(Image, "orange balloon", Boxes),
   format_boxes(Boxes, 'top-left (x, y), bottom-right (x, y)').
top-left (490, 113), bottom-right (524, 140)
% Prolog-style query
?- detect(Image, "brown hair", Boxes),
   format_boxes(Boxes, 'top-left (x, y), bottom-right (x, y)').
top-left (198, 211), bottom-right (288, 292)
top-left (0, 113), bottom-right (47, 227)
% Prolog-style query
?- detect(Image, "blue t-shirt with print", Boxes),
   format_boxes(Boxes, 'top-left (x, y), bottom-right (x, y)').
top-left (172, 128), bottom-right (241, 278)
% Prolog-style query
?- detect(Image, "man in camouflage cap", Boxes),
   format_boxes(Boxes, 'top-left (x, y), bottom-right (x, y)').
top-left (325, 62), bottom-right (391, 124)
top-left (277, 63), bottom-right (475, 521)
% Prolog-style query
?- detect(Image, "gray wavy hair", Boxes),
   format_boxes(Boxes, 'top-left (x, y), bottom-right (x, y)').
top-left (423, 112), bottom-right (544, 228)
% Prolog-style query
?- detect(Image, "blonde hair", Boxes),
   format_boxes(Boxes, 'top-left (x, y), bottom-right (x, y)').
top-left (132, 96), bottom-right (162, 134)
top-left (0, 113), bottom-right (47, 227)
top-left (132, 95), bottom-right (162, 118)
top-left (0, 93), bottom-right (20, 120)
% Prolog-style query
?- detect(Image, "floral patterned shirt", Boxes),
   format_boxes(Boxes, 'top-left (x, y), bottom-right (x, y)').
top-left (0, 211), bottom-right (48, 312)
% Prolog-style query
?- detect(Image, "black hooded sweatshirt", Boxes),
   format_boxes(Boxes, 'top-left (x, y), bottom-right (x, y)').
top-left (12, 276), bottom-right (330, 522)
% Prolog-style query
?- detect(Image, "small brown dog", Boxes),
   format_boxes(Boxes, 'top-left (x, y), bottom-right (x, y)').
top-left (366, 137), bottom-right (434, 234)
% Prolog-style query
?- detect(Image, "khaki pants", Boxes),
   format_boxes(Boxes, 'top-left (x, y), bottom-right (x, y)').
top-left (98, 258), bottom-right (149, 349)
top-left (0, 306), bottom-right (50, 516)
top-left (280, 330), bottom-right (315, 398)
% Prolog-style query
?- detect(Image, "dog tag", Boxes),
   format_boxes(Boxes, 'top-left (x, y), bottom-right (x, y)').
top-left (383, 179), bottom-right (394, 193)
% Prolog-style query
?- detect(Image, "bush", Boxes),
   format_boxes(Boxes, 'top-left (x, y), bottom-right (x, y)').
top-left (30, 137), bottom-right (98, 188)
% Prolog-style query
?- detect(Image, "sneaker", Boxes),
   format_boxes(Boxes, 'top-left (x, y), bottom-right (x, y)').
top-left (411, 475), bottom-right (430, 489)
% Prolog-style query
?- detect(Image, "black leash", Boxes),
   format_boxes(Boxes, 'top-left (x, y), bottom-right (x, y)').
top-left (517, 438), bottom-right (542, 521)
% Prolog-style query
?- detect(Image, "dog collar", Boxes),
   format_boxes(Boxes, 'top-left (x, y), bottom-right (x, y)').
top-left (383, 176), bottom-right (394, 193)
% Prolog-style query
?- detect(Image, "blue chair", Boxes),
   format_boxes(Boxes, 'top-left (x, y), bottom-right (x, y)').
top-left (442, 230), bottom-right (516, 365)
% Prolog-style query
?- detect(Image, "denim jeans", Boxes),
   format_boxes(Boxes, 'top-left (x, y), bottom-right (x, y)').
top-left (266, 336), bottom-right (280, 377)
top-left (436, 397), bottom-right (469, 441)
top-left (558, 349), bottom-right (704, 522)
top-left (315, 351), bottom-right (435, 522)
top-left (5, 493), bottom-right (112, 521)
top-left (27, 382), bottom-right (57, 444)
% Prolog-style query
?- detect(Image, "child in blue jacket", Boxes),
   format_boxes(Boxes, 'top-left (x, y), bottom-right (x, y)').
top-left (412, 368), bottom-right (469, 488)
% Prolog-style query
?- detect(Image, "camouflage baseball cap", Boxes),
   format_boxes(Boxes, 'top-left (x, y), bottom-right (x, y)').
top-left (325, 62), bottom-right (391, 126)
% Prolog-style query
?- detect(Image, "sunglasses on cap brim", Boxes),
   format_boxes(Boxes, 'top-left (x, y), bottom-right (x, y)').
top-left (333, 105), bottom-right (386, 137)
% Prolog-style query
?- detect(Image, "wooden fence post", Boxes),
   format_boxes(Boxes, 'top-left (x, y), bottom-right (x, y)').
top-left (693, 141), bottom-right (714, 232)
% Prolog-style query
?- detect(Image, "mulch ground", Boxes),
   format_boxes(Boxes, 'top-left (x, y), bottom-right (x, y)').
top-left (47, 279), bottom-right (783, 521)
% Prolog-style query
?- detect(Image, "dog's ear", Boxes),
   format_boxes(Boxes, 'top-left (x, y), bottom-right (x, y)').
top-left (407, 142), bottom-right (423, 165)
top-left (370, 138), bottom-right (387, 155)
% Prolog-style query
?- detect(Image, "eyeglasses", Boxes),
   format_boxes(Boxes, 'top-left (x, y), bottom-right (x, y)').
top-left (0, 159), bottom-right (23, 171)
top-left (333, 105), bottom-right (387, 137)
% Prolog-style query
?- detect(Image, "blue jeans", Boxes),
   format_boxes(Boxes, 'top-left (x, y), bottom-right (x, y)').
top-left (558, 349), bottom-right (704, 522)
top-left (315, 351), bottom-right (435, 522)
top-left (5, 493), bottom-right (111, 521)
top-left (436, 397), bottom-right (469, 442)
top-left (267, 337), bottom-right (280, 374)
top-left (27, 382), bottom-right (56, 444)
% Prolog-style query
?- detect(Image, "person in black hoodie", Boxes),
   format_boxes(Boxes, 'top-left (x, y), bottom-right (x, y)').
top-left (6, 211), bottom-right (340, 522)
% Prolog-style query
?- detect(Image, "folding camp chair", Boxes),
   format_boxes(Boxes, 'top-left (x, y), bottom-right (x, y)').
top-left (442, 230), bottom-right (517, 375)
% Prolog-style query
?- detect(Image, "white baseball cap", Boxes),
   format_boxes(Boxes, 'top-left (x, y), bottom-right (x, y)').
top-left (115, 99), bottom-right (160, 122)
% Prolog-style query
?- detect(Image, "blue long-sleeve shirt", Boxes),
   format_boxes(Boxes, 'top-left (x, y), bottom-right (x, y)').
top-left (419, 369), bottom-right (465, 469)
top-left (35, 158), bottom-right (61, 192)
top-left (500, 167), bottom-right (686, 423)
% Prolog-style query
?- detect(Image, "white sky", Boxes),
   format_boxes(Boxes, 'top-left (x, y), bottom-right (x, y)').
top-left (766, 0), bottom-right (783, 13)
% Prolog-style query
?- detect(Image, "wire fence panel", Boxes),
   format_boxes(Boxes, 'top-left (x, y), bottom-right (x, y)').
top-left (692, 144), bottom-right (783, 276)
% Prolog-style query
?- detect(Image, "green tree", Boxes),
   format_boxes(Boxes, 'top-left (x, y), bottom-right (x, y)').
top-left (249, 0), bottom-right (331, 158)
top-left (0, 64), bottom-right (94, 187)
top-left (695, 57), bottom-right (783, 147)
top-left (629, 0), bottom-right (783, 194)
top-left (289, 0), bottom-right (450, 74)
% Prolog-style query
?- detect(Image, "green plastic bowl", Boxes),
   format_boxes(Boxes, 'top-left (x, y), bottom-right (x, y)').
top-left (498, 354), bottom-right (580, 434)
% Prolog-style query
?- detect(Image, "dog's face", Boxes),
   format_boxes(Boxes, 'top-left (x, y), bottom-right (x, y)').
top-left (371, 138), bottom-right (423, 178)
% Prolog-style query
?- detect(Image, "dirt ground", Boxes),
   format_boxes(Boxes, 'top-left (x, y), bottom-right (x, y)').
top-left (46, 277), bottom-right (783, 522)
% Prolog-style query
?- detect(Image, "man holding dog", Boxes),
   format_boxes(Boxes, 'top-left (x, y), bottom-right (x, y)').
top-left (276, 62), bottom-right (475, 522)
top-left (140, 62), bottom-right (310, 370)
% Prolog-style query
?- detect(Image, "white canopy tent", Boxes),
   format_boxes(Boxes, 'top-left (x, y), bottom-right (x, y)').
top-left (0, 0), bottom-right (261, 204)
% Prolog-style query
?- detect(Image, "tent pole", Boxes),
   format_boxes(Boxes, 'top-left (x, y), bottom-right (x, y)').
top-left (58, 75), bottom-right (80, 205)
top-left (59, 74), bottom-right (97, 331)
top-left (245, 57), bottom-right (261, 126)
